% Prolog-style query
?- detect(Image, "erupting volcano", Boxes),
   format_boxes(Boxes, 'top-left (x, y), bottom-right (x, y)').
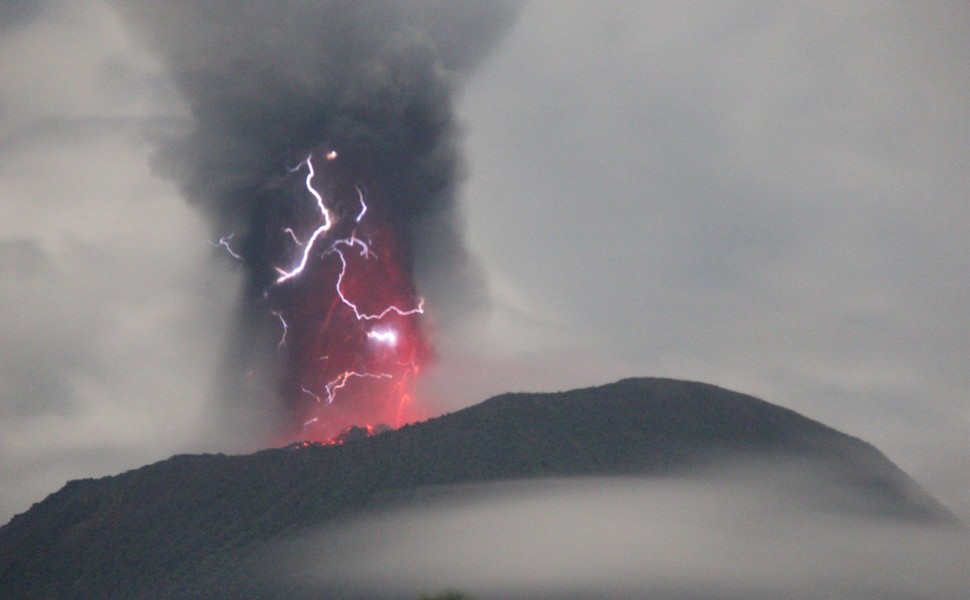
top-left (254, 149), bottom-right (433, 441)
top-left (118, 1), bottom-right (519, 445)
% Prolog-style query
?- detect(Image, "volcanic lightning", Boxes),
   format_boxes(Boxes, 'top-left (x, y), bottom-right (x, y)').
top-left (272, 311), bottom-right (289, 351)
top-left (324, 371), bottom-right (394, 404)
top-left (256, 148), bottom-right (432, 442)
top-left (367, 328), bottom-right (398, 346)
top-left (274, 155), bottom-right (333, 285)
top-left (213, 233), bottom-right (243, 260)
top-left (329, 242), bottom-right (425, 321)
top-left (136, 1), bottom-right (520, 447)
top-left (354, 185), bottom-right (367, 222)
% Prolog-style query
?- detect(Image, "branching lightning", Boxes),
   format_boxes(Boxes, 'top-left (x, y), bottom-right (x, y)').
top-left (212, 233), bottom-right (243, 260)
top-left (274, 154), bottom-right (333, 284)
top-left (330, 245), bottom-right (425, 321)
top-left (139, 2), bottom-right (514, 449)
top-left (324, 371), bottom-right (393, 404)
top-left (263, 149), bottom-right (429, 439)
top-left (272, 310), bottom-right (289, 351)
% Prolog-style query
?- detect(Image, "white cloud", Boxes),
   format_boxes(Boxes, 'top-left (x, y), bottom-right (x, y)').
top-left (283, 474), bottom-right (970, 599)
top-left (0, 0), bottom-right (236, 522)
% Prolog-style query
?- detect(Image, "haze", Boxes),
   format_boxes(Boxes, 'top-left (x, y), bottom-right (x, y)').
top-left (281, 465), bottom-right (970, 599)
top-left (1, 0), bottom-right (968, 534)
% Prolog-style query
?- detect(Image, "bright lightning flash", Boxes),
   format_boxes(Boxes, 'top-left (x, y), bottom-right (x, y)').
top-left (275, 154), bottom-right (333, 284)
top-left (265, 149), bottom-right (429, 442)
top-left (367, 328), bottom-right (398, 346)
top-left (324, 371), bottom-right (393, 404)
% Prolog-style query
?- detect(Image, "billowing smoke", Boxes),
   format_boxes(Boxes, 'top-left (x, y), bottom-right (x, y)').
top-left (116, 1), bottom-right (519, 443)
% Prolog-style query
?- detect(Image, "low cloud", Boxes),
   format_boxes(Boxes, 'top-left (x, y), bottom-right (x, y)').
top-left (279, 463), bottom-right (969, 599)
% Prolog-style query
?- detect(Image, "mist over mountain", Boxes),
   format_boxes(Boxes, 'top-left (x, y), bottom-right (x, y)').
top-left (0, 378), bottom-right (963, 599)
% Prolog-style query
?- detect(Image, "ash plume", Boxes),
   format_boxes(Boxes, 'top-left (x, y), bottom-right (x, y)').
top-left (117, 1), bottom-right (520, 443)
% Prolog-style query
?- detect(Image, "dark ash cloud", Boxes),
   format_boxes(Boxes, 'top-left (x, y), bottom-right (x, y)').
top-left (116, 1), bottom-right (521, 438)
top-left (118, 0), bottom-right (520, 302)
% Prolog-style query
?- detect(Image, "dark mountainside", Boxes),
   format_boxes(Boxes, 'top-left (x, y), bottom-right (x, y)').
top-left (0, 378), bottom-right (959, 599)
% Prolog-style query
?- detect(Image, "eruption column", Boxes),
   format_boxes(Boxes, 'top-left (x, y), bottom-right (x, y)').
top-left (263, 150), bottom-right (430, 441)
top-left (122, 1), bottom-right (522, 445)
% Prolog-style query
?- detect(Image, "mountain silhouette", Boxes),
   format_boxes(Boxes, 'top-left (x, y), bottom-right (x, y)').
top-left (0, 378), bottom-right (959, 599)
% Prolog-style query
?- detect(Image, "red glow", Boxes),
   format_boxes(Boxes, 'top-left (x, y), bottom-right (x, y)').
top-left (268, 151), bottom-right (433, 443)
top-left (286, 423), bottom-right (392, 449)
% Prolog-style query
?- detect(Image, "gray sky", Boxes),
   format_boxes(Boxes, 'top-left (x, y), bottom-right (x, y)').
top-left (1, 0), bottom-right (968, 528)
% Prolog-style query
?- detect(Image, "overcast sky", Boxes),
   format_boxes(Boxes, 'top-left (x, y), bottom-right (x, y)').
top-left (1, 0), bottom-right (968, 529)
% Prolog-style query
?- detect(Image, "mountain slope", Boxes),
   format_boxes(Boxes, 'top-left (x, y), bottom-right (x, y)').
top-left (0, 378), bottom-right (958, 599)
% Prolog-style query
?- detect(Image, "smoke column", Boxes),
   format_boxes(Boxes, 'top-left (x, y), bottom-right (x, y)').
top-left (118, 1), bottom-right (519, 443)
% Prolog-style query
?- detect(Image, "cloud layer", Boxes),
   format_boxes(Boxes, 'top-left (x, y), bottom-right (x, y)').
top-left (283, 471), bottom-right (970, 599)
top-left (1, 1), bottom-right (968, 530)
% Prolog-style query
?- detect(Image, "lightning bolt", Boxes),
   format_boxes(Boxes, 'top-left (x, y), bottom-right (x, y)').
top-left (271, 152), bottom-right (421, 320)
top-left (266, 147), bottom-right (428, 429)
top-left (275, 154), bottom-right (333, 284)
top-left (328, 243), bottom-right (425, 321)
top-left (272, 310), bottom-right (288, 351)
top-left (324, 371), bottom-right (393, 404)
top-left (283, 227), bottom-right (305, 246)
top-left (355, 185), bottom-right (367, 222)
top-left (339, 233), bottom-right (375, 259)
top-left (301, 386), bottom-right (322, 403)
top-left (212, 233), bottom-right (243, 260)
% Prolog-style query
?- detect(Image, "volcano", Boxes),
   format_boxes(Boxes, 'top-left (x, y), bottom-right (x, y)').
top-left (0, 378), bottom-right (961, 599)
